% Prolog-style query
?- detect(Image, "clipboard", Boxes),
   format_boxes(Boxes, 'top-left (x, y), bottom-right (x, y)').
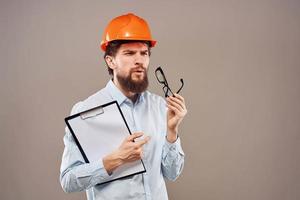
top-left (65, 101), bottom-right (146, 185)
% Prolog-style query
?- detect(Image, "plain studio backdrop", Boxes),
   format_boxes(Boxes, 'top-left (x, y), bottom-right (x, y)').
top-left (1, 0), bottom-right (300, 199)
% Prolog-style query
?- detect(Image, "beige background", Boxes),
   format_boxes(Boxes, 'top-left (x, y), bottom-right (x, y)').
top-left (1, 0), bottom-right (300, 199)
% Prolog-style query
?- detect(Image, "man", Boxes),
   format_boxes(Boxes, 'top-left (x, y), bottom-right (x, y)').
top-left (60, 13), bottom-right (187, 200)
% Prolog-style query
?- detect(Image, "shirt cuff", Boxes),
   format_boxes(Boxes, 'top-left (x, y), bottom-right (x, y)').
top-left (164, 136), bottom-right (185, 156)
top-left (76, 159), bottom-right (112, 186)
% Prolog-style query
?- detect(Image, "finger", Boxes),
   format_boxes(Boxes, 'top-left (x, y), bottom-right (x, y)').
top-left (133, 148), bottom-right (141, 155)
top-left (168, 97), bottom-right (185, 110)
top-left (174, 93), bottom-right (185, 104)
top-left (170, 95), bottom-right (186, 108)
top-left (136, 136), bottom-right (150, 147)
top-left (127, 132), bottom-right (143, 141)
top-left (140, 150), bottom-right (144, 158)
top-left (167, 103), bottom-right (181, 115)
top-left (167, 97), bottom-right (185, 111)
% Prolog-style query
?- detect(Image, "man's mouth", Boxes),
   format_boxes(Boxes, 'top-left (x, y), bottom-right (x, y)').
top-left (134, 71), bottom-right (144, 74)
top-left (132, 69), bottom-right (145, 74)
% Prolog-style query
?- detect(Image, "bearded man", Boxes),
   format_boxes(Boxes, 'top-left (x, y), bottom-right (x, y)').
top-left (60, 13), bottom-right (187, 200)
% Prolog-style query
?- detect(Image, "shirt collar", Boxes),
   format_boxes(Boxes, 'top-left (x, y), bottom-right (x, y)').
top-left (106, 79), bottom-right (145, 106)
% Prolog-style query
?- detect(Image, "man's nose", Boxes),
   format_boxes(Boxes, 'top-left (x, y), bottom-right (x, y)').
top-left (134, 54), bottom-right (145, 66)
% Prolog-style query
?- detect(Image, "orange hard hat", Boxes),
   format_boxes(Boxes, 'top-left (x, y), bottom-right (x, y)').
top-left (100, 13), bottom-right (157, 51)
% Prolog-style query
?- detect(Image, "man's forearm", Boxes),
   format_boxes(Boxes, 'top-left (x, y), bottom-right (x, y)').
top-left (103, 152), bottom-right (124, 174)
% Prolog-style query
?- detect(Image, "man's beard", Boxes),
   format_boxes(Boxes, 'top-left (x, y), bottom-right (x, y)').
top-left (116, 69), bottom-right (149, 94)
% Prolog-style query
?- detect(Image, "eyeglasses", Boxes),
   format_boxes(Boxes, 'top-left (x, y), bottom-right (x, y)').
top-left (155, 66), bottom-right (184, 98)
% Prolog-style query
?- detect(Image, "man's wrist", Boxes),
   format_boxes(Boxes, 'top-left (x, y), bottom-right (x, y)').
top-left (167, 128), bottom-right (178, 143)
top-left (103, 151), bottom-right (124, 175)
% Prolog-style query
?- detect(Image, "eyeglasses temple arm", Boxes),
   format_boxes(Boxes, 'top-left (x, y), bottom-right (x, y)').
top-left (176, 79), bottom-right (184, 94)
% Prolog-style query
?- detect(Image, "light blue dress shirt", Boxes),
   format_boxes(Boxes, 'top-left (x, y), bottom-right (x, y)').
top-left (60, 80), bottom-right (185, 200)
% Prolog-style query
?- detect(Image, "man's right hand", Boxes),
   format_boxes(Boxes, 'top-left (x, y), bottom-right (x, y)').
top-left (103, 132), bottom-right (150, 175)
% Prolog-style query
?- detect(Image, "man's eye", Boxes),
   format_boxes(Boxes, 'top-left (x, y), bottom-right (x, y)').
top-left (125, 52), bottom-right (134, 55)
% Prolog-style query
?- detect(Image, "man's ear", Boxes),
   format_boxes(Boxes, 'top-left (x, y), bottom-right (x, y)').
top-left (105, 55), bottom-right (116, 70)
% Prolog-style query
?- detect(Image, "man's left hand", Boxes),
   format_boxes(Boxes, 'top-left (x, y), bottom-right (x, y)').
top-left (166, 93), bottom-right (187, 143)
